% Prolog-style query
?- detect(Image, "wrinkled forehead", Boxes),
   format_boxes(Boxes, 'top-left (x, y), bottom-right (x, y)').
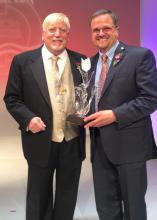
top-left (46, 21), bottom-right (68, 30)
top-left (43, 17), bottom-right (70, 31)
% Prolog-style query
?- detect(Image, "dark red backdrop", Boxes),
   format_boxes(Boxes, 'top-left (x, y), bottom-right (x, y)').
top-left (0, 0), bottom-right (140, 87)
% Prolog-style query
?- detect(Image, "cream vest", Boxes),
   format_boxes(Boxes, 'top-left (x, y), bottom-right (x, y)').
top-left (46, 56), bottom-right (79, 142)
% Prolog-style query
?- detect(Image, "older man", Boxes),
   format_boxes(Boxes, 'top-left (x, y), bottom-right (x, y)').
top-left (4, 13), bottom-right (86, 220)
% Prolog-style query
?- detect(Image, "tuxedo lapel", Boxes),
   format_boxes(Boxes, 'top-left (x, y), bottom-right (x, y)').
top-left (29, 49), bottom-right (83, 109)
top-left (88, 54), bottom-right (99, 113)
top-left (30, 52), bottom-right (51, 108)
top-left (67, 50), bottom-right (82, 86)
top-left (89, 53), bottom-right (99, 94)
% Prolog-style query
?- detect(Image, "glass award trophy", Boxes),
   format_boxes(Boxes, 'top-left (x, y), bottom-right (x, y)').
top-left (66, 58), bottom-right (96, 125)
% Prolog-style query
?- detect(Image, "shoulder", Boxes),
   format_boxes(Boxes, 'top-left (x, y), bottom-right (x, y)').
top-left (90, 53), bottom-right (99, 68)
top-left (119, 44), bottom-right (157, 73)
top-left (13, 46), bottom-right (42, 61)
top-left (125, 44), bottom-right (154, 57)
top-left (10, 46), bottom-right (42, 70)
top-left (91, 52), bottom-right (99, 61)
top-left (119, 43), bottom-right (156, 66)
top-left (66, 48), bottom-right (86, 59)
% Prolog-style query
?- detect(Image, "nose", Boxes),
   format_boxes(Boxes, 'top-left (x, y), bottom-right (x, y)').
top-left (54, 28), bottom-right (61, 36)
top-left (99, 29), bottom-right (104, 36)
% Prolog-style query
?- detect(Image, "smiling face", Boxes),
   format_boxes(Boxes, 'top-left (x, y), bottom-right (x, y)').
top-left (42, 20), bottom-right (69, 56)
top-left (91, 13), bottom-right (119, 53)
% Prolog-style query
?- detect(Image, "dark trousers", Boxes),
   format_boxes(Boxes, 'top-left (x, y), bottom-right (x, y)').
top-left (26, 137), bottom-right (82, 220)
top-left (92, 135), bottom-right (147, 220)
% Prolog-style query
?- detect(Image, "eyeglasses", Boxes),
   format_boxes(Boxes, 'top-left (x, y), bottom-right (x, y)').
top-left (92, 26), bottom-right (116, 34)
top-left (48, 27), bottom-right (68, 35)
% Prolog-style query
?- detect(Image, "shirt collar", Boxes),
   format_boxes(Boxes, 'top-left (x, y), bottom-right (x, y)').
top-left (99, 40), bottom-right (119, 62)
top-left (42, 44), bottom-right (67, 62)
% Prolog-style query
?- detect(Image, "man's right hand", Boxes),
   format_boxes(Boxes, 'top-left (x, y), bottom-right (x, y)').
top-left (28, 117), bottom-right (46, 133)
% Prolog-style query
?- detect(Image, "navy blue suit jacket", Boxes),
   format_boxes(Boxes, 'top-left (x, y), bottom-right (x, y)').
top-left (90, 42), bottom-right (157, 164)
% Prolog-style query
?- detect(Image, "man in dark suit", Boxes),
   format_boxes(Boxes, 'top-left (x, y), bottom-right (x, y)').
top-left (84, 9), bottom-right (157, 220)
top-left (4, 13), bottom-right (86, 220)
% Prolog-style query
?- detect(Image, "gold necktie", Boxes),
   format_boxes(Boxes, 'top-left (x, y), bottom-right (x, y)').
top-left (52, 56), bottom-right (59, 82)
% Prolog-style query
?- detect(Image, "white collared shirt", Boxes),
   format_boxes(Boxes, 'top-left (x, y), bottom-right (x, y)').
top-left (42, 44), bottom-right (68, 80)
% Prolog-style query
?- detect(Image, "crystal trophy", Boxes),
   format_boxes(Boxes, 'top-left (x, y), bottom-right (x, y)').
top-left (66, 58), bottom-right (96, 125)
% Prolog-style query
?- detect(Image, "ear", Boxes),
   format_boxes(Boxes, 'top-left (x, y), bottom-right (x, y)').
top-left (41, 30), bottom-right (45, 41)
top-left (66, 31), bottom-right (70, 42)
top-left (115, 26), bottom-right (119, 37)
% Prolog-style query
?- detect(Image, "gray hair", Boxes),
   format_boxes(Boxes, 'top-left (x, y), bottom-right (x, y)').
top-left (42, 12), bottom-right (70, 31)
top-left (90, 9), bottom-right (119, 27)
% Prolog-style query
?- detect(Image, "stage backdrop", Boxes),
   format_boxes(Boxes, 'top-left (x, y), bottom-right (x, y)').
top-left (0, 0), bottom-right (140, 136)
top-left (141, 0), bottom-right (157, 139)
top-left (1, 1), bottom-right (157, 220)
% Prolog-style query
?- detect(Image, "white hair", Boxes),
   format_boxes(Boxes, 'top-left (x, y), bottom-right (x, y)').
top-left (42, 12), bottom-right (70, 31)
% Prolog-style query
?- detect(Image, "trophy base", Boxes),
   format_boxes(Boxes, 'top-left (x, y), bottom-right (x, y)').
top-left (66, 114), bottom-right (85, 125)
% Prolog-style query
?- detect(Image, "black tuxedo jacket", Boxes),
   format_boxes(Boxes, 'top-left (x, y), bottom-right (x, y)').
top-left (4, 47), bottom-right (86, 167)
top-left (90, 42), bottom-right (157, 164)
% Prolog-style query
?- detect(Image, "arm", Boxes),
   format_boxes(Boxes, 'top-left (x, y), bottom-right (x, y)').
top-left (3, 55), bottom-right (46, 132)
top-left (84, 49), bottom-right (157, 128)
top-left (114, 49), bottom-right (157, 128)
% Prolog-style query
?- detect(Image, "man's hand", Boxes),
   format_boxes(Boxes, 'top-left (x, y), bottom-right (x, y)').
top-left (84, 110), bottom-right (116, 128)
top-left (28, 117), bottom-right (46, 133)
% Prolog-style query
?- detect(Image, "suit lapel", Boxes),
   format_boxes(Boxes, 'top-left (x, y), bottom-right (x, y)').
top-left (88, 54), bottom-right (99, 112)
top-left (30, 49), bottom-right (51, 108)
top-left (67, 50), bottom-right (83, 86)
top-left (100, 42), bottom-right (126, 99)
top-left (89, 53), bottom-right (99, 94)
top-left (30, 49), bottom-right (83, 109)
